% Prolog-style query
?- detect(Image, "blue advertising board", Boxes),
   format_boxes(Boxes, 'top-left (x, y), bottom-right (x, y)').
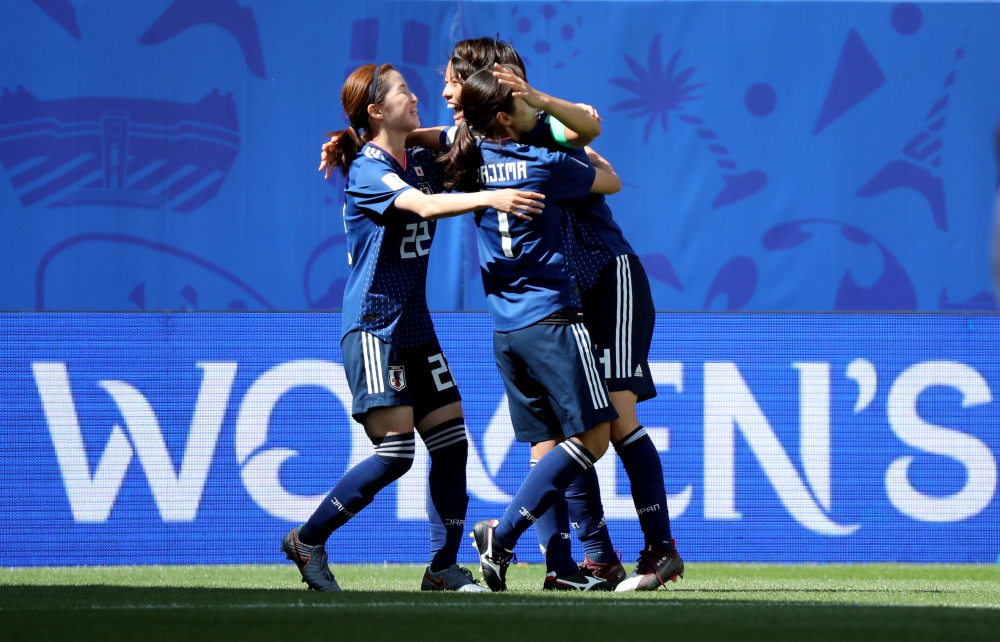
top-left (1, 312), bottom-right (997, 566)
top-left (1, 1), bottom-right (1000, 312)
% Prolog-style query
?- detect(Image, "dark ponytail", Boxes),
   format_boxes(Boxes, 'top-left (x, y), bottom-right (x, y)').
top-left (440, 65), bottom-right (518, 192)
top-left (326, 63), bottom-right (395, 176)
top-left (441, 122), bottom-right (483, 192)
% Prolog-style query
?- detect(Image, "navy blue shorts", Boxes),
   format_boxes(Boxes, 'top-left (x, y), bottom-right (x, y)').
top-left (581, 254), bottom-right (657, 402)
top-left (493, 311), bottom-right (619, 444)
top-left (341, 330), bottom-right (462, 423)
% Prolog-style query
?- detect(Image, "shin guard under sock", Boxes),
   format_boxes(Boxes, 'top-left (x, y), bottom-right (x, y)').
top-left (493, 441), bottom-right (596, 551)
top-left (422, 418), bottom-right (470, 571)
top-left (614, 427), bottom-right (674, 551)
top-left (530, 458), bottom-right (578, 577)
top-left (565, 465), bottom-right (617, 564)
top-left (299, 432), bottom-right (415, 545)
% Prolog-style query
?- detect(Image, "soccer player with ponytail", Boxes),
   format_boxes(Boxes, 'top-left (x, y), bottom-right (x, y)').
top-left (319, 37), bottom-right (684, 592)
top-left (440, 66), bottom-right (621, 592)
top-left (283, 63), bottom-right (544, 592)
top-left (490, 63), bottom-right (685, 592)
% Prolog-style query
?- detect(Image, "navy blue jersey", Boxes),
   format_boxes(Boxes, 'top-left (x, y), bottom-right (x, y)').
top-left (527, 116), bottom-right (635, 291)
top-left (473, 138), bottom-right (596, 331)
top-left (341, 143), bottom-right (443, 346)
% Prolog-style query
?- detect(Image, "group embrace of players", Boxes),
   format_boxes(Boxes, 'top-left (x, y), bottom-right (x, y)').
top-left (280, 37), bottom-right (684, 593)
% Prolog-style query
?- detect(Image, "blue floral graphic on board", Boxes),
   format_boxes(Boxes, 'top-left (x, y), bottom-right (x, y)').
top-left (608, 34), bottom-right (704, 141)
top-left (610, 34), bottom-right (768, 209)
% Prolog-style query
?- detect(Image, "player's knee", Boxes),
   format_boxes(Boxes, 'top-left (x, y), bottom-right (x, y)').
top-left (372, 433), bottom-right (416, 478)
top-left (589, 439), bottom-right (609, 461)
top-left (421, 417), bottom-right (468, 461)
top-left (576, 422), bottom-right (611, 460)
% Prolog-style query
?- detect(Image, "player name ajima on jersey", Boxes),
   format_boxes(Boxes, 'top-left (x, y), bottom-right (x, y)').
top-left (479, 161), bottom-right (528, 185)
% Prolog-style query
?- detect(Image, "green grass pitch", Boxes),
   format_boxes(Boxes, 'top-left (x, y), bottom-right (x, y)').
top-left (2, 564), bottom-right (998, 641)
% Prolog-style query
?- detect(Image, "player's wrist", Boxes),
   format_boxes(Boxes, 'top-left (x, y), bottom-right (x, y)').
top-left (530, 91), bottom-right (553, 111)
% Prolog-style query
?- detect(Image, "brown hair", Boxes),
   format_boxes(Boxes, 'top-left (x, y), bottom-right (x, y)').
top-left (450, 37), bottom-right (526, 84)
top-left (325, 63), bottom-right (395, 176)
top-left (440, 65), bottom-right (519, 192)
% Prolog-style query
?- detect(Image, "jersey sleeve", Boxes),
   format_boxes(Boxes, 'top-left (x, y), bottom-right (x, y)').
top-left (525, 113), bottom-right (574, 150)
top-left (541, 148), bottom-right (596, 201)
top-left (440, 126), bottom-right (458, 149)
top-left (346, 159), bottom-right (414, 218)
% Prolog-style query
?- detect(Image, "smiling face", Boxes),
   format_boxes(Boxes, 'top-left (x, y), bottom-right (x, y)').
top-left (370, 69), bottom-right (420, 133)
top-left (442, 61), bottom-right (464, 125)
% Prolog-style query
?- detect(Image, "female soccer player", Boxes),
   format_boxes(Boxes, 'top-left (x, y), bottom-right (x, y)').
top-left (447, 49), bottom-right (628, 591)
top-left (439, 65), bottom-right (621, 592)
top-left (284, 63), bottom-right (545, 592)
top-left (321, 39), bottom-right (683, 591)
top-left (490, 64), bottom-right (685, 590)
top-left (437, 40), bottom-right (677, 591)
top-left (320, 43), bottom-right (616, 591)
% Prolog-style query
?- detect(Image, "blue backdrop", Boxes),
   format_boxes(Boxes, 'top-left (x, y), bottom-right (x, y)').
top-left (1, 1), bottom-right (999, 312)
top-left (1, 312), bottom-right (997, 566)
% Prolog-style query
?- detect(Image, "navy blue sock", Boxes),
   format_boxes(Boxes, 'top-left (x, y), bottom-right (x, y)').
top-left (614, 427), bottom-right (674, 551)
top-left (493, 441), bottom-right (596, 550)
top-left (565, 465), bottom-right (617, 564)
top-left (298, 432), bottom-right (415, 546)
top-left (422, 418), bottom-right (470, 572)
top-left (530, 458), bottom-right (577, 577)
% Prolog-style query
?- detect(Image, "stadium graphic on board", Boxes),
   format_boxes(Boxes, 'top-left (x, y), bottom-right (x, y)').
top-left (0, 87), bottom-right (241, 213)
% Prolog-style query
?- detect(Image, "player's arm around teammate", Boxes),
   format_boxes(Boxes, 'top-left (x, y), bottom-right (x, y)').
top-left (486, 45), bottom-right (684, 591)
top-left (282, 64), bottom-right (548, 594)
top-left (438, 66), bottom-right (622, 591)
top-left (320, 39), bottom-right (603, 174)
